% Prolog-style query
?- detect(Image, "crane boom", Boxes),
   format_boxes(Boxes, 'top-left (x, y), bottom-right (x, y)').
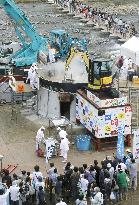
top-left (0, 0), bottom-right (48, 67)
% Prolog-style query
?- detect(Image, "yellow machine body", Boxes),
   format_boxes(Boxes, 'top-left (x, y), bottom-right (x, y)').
top-left (65, 48), bottom-right (113, 90)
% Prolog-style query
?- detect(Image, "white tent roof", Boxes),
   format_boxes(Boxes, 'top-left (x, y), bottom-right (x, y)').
top-left (121, 36), bottom-right (139, 52)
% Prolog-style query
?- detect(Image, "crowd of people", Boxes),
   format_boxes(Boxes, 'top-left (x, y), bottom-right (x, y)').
top-left (54, 0), bottom-right (137, 39)
top-left (1, 148), bottom-right (137, 205)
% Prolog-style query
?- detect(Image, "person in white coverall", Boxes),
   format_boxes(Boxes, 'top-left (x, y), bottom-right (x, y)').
top-left (31, 69), bottom-right (39, 89)
top-left (60, 135), bottom-right (70, 163)
top-left (26, 65), bottom-right (34, 83)
top-left (27, 63), bottom-right (38, 89)
top-left (36, 126), bottom-right (45, 151)
top-left (57, 127), bottom-right (70, 162)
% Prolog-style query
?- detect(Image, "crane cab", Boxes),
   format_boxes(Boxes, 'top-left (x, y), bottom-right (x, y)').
top-left (50, 29), bottom-right (71, 58)
top-left (88, 58), bottom-right (113, 90)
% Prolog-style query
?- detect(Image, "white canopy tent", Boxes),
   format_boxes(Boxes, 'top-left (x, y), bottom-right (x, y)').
top-left (120, 36), bottom-right (139, 66)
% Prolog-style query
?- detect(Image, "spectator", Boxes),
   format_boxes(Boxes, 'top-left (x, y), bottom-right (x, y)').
top-left (104, 172), bottom-right (112, 201)
top-left (12, 173), bottom-right (21, 186)
top-left (38, 186), bottom-right (46, 205)
top-left (2, 169), bottom-right (12, 188)
top-left (64, 162), bottom-right (74, 174)
top-left (71, 166), bottom-right (80, 200)
top-left (78, 175), bottom-right (89, 197)
top-left (99, 161), bottom-right (105, 191)
top-left (9, 181), bottom-right (20, 205)
top-left (129, 158), bottom-right (137, 191)
top-left (107, 163), bottom-right (114, 181)
top-left (116, 56), bottom-right (124, 69)
top-left (90, 187), bottom-right (103, 205)
top-left (47, 163), bottom-right (55, 177)
top-left (19, 187), bottom-right (26, 205)
top-left (55, 176), bottom-right (63, 198)
top-left (69, 0), bottom-right (73, 13)
top-left (126, 149), bottom-right (133, 160)
top-left (116, 159), bottom-right (127, 172)
top-left (128, 58), bottom-right (133, 70)
top-left (112, 155), bottom-right (119, 170)
top-left (76, 194), bottom-right (87, 205)
top-left (20, 170), bottom-right (27, 182)
top-left (56, 198), bottom-right (67, 205)
top-left (35, 176), bottom-right (45, 203)
top-left (94, 160), bottom-right (100, 187)
top-left (49, 168), bottom-right (58, 200)
top-left (117, 169), bottom-right (128, 200)
top-left (25, 176), bottom-right (35, 204)
top-left (32, 165), bottom-right (43, 186)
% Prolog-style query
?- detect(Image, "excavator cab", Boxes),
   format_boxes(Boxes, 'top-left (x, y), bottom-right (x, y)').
top-left (50, 29), bottom-right (71, 58)
top-left (88, 58), bottom-right (113, 90)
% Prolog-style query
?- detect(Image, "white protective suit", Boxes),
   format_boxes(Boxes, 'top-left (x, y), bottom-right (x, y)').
top-left (31, 69), bottom-right (39, 89)
top-left (27, 67), bottom-right (33, 82)
top-left (27, 63), bottom-right (39, 89)
top-left (36, 126), bottom-right (45, 151)
top-left (60, 136), bottom-right (70, 161)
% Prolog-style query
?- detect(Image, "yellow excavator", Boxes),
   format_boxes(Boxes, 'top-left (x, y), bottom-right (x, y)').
top-left (65, 47), bottom-right (113, 90)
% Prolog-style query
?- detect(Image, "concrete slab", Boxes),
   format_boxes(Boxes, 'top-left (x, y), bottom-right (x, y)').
top-left (101, 31), bottom-right (111, 35)
top-left (86, 22), bottom-right (96, 27)
top-left (61, 9), bottom-right (69, 14)
top-left (117, 38), bottom-right (126, 44)
top-left (109, 34), bottom-right (121, 39)
top-left (92, 27), bottom-right (104, 31)
top-left (73, 15), bottom-right (83, 20)
top-left (56, 6), bottom-right (64, 10)
top-left (98, 31), bottom-right (111, 38)
top-left (80, 19), bottom-right (88, 23)
top-left (67, 13), bottom-right (75, 17)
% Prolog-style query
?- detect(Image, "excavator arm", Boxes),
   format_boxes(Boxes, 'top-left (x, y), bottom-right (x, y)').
top-left (65, 47), bottom-right (90, 71)
top-left (0, 0), bottom-right (48, 67)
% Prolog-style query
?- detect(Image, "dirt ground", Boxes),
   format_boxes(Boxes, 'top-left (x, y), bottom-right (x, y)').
top-left (0, 104), bottom-right (116, 175)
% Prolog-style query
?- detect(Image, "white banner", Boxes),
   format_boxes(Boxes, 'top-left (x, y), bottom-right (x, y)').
top-left (133, 129), bottom-right (139, 163)
top-left (45, 138), bottom-right (57, 164)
